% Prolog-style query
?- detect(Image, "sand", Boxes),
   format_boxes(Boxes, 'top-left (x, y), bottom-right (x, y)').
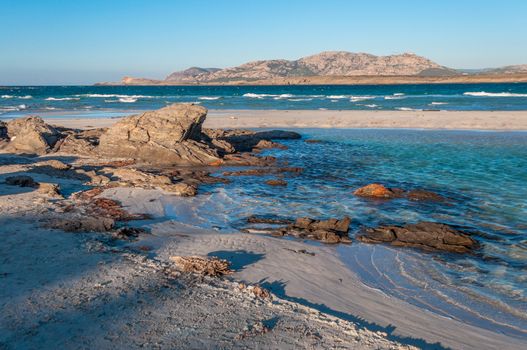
top-left (42, 109), bottom-right (527, 131)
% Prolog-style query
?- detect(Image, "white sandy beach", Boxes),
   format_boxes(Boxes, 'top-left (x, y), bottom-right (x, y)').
top-left (39, 109), bottom-right (527, 131)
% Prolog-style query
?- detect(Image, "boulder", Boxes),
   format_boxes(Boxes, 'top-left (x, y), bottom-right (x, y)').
top-left (0, 117), bottom-right (61, 155)
top-left (359, 222), bottom-right (477, 253)
top-left (277, 216), bottom-right (352, 244)
top-left (5, 175), bottom-right (38, 187)
top-left (37, 183), bottom-right (62, 198)
top-left (47, 216), bottom-right (115, 232)
top-left (353, 183), bottom-right (401, 199)
top-left (202, 128), bottom-right (300, 153)
top-left (98, 104), bottom-right (220, 165)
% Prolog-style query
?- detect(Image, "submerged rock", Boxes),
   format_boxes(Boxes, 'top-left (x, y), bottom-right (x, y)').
top-left (98, 104), bottom-right (221, 165)
top-left (359, 222), bottom-right (477, 253)
top-left (354, 183), bottom-right (444, 201)
top-left (5, 175), bottom-right (38, 187)
top-left (265, 179), bottom-right (287, 186)
top-left (277, 216), bottom-right (352, 244)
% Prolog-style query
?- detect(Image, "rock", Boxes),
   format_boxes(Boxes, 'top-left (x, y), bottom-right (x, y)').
top-left (110, 168), bottom-right (198, 196)
top-left (359, 222), bottom-right (477, 253)
top-left (247, 216), bottom-right (292, 225)
top-left (354, 183), bottom-right (444, 202)
top-left (406, 189), bottom-right (445, 202)
top-left (98, 104), bottom-right (221, 165)
top-left (353, 183), bottom-right (400, 199)
top-left (34, 159), bottom-right (71, 170)
top-left (112, 227), bottom-right (148, 240)
top-left (273, 216), bottom-right (352, 244)
top-left (1, 116), bottom-right (61, 155)
top-left (47, 216), bottom-right (115, 232)
top-left (91, 197), bottom-right (147, 221)
top-left (162, 182), bottom-right (198, 196)
top-left (37, 183), bottom-right (62, 198)
top-left (5, 175), bottom-right (38, 187)
top-left (265, 179), bottom-right (287, 186)
top-left (254, 140), bottom-right (288, 150)
top-left (55, 129), bottom-right (103, 155)
top-left (202, 128), bottom-right (300, 153)
top-left (304, 139), bottom-right (323, 143)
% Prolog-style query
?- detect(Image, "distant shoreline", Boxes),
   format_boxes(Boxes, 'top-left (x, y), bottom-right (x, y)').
top-left (96, 73), bottom-right (527, 86)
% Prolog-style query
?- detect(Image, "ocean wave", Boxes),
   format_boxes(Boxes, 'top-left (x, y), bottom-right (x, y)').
top-left (1, 95), bottom-right (32, 99)
top-left (287, 98), bottom-right (313, 102)
top-left (350, 96), bottom-right (375, 102)
top-left (365, 104), bottom-right (378, 108)
top-left (327, 95), bottom-right (347, 99)
top-left (463, 91), bottom-right (527, 97)
top-left (385, 95), bottom-right (405, 100)
top-left (119, 97), bottom-right (137, 103)
top-left (18, 104), bottom-right (27, 110)
top-left (396, 107), bottom-right (419, 111)
top-left (273, 94), bottom-right (294, 100)
top-left (45, 97), bottom-right (80, 101)
top-left (242, 93), bottom-right (277, 98)
top-left (76, 94), bottom-right (153, 99)
top-left (1, 95), bottom-right (13, 99)
top-left (393, 93), bottom-right (405, 96)
top-left (430, 102), bottom-right (448, 105)
top-left (198, 96), bottom-right (221, 100)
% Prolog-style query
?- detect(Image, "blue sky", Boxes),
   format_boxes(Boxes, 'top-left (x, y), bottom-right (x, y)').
top-left (1, 0), bottom-right (526, 84)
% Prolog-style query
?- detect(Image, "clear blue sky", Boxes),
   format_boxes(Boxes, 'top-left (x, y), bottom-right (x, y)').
top-left (1, 0), bottom-right (526, 84)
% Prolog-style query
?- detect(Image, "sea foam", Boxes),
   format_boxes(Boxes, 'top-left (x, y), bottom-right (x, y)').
top-left (463, 91), bottom-right (527, 97)
top-left (198, 96), bottom-right (221, 100)
top-left (45, 97), bottom-right (80, 101)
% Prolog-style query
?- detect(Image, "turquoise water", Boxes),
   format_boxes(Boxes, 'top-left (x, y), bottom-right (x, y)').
top-left (1, 83), bottom-right (527, 116)
top-left (163, 129), bottom-right (527, 338)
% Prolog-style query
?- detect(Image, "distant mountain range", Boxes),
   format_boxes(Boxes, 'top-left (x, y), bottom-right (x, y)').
top-left (101, 51), bottom-right (527, 85)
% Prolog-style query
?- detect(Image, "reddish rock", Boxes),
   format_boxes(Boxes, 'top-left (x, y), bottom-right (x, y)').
top-left (353, 183), bottom-right (399, 199)
top-left (265, 179), bottom-right (287, 186)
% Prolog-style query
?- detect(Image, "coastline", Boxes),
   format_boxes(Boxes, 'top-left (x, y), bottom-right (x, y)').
top-left (38, 109), bottom-right (527, 131)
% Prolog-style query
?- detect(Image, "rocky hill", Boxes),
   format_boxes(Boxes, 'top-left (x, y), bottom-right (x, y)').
top-left (99, 51), bottom-right (527, 85)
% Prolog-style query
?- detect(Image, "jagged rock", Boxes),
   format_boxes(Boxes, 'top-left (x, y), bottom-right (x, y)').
top-left (109, 168), bottom-right (198, 196)
top-left (354, 183), bottom-right (444, 202)
top-left (34, 159), bottom-right (71, 170)
top-left (223, 167), bottom-right (302, 176)
top-left (37, 183), bottom-right (62, 198)
top-left (98, 104), bottom-right (220, 165)
top-left (0, 116), bottom-right (61, 155)
top-left (55, 128), bottom-right (103, 155)
top-left (112, 227), bottom-right (148, 240)
top-left (265, 179), bottom-right (287, 186)
top-left (247, 216), bottom-right (292, 225)
top-left (203, 128), bottom-right (300, 153)
top-left (358, 222), bottom-right (477, 253)
top-left (5, 175), bottom-right (38, 187)
top-left (47, 216), bottom-right (115, 232)
top-left (273, 216), bottom-right (352, 244)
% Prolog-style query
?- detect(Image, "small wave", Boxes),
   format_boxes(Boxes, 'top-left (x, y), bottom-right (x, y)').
top-left (242, 93), bottom-right (276, 98)
top-left (365, 104), bottom-right (378, 108)
top-left (273, 94), bottom-right (294, 100)
top-left (198, 96), bottom-right (221, 100)
top-left (118, 97), bottom-right (137, 103)
top-left (76, 94), bottom-right (152, 99)
top-left (385, 96), bottom-right (405, 100)
top-left (327, 95), bottom-right (347, 99)
top-left (350, 96), bottom-right (375, 102)
top-left (1, 95), bottom-right (14, 99)
top-left (287, 98), bottom-right (313, 102)
top-left (396, 107), bottom-right (418, 111)
top-left (463, 91), bottom-right (527, 97)
top-left (430, 102), bottom-right (448, 105)
top-left (45, 97), bottom-right (80, 101)
top-left (18, 104), bottom-right (27, 110)
top-left (1, 95), bottom-right (31, 99)
top-left (393, 93), bottom-right (405, 96)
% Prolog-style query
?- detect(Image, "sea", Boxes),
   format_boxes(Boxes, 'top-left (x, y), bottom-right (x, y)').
top-left (1, 83), bottom-right (527, 116)
top-left (1, 83), bottom-right (526, 339)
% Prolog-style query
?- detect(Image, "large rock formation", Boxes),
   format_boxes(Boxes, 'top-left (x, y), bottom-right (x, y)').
top-left (98, 104), bottom-right (221, 165)
top-left (359, 222), bottom-right (477, 253)
top-left (0, 116), bottom-right (61, 155)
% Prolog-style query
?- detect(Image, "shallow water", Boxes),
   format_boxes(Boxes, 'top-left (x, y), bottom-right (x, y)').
top-left (1, 83), bottom-right (527, 116)
top-left (161, 129), bottom-right (527, 337)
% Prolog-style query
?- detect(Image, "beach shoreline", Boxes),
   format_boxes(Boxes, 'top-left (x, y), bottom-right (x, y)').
top-left (33, 109), bottom-right (527, 131)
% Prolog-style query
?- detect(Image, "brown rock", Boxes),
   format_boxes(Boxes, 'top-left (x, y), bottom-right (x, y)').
top-left (406, 189), bottom-right (445, 201)
top-left (98, 104), bottom-right (220, 165)
top-left (169, 256), bottom-right (233, 277)
top-left (35, 159), bottom-right (71, 170)
top-left (47, 216), bottom-right (115, 232)
top-left (37, 183), bottom-right (62, 198)
top-left (265, 179), bottom-right (287, 186)
top-left (353, 183), bottom-right (399, 199)
top-left (1, 117), bottom-right (61, 155)
top-left (359, 222), bottom-right (477, 253)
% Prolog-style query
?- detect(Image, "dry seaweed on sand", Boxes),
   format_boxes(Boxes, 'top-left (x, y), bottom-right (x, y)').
top-left (169, 256), bottom-right (233, 276)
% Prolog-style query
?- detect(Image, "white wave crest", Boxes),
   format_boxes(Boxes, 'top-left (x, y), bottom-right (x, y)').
top-left (430, 102), bottom-right (448, 105)
top-left (118, 97), bottom-right (137, 103)
top-left (19, 95), bottom-right (32, 99)
top-left (77, 94), bottom-right (152, 98)
top-left (327, 95), bottom-right (347, 99)
top-left (242, 93), bottom-right (275, 98)
top-left (463, 91), bottom-right (527, 97)
top-left (18, 104), bottom-right (27, 110)
top-left (1, 95), bottom-right (14, 99)
top-left (365, 104), bottom-right (378, 108)
top-left (198, 96), bottom-right (221, 100)
top-left (45, 97), bottom-right (80, 101)
top-left (350, 96), bottom-right (375, 102)
top-left (287, 98), bottom-right (313, 102)
top-left (385, 96), bottom-right (405, 100)
top-left (273, 94), bottom-right (294, 100)
top-left (396, 107), bottom-right (418, 111)
top-left (393, 93), bottom-right (405, 96)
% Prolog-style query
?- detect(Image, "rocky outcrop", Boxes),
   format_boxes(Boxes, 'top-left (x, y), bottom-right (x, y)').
top-left (0, 116), bottom-right (61, 155)
top-left (359, 222), bottom-right (477, 253)
top-left (275, 217), bottom-right (352, 244)
top-left (354, 183), bottom-right (444, 201)
top-left (98, 104), bottom-right (220, 165)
